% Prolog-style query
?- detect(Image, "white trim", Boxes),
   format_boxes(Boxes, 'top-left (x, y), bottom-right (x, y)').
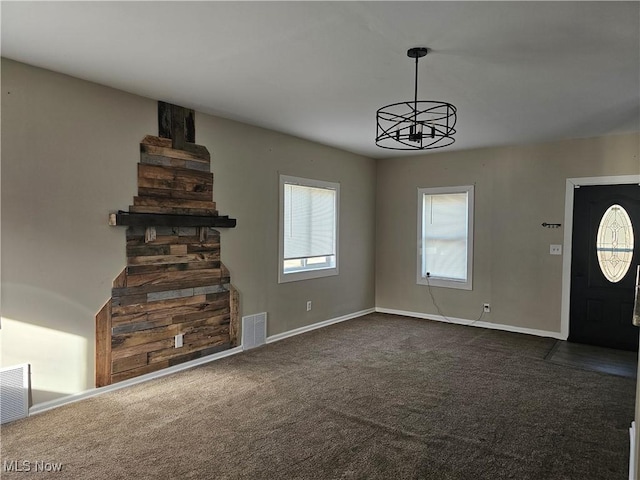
top-left (561, 175), bottom-right (640, 340)
top-left (29, 346), bottom-right (244, 416)
top-left (376, 307), bottom-right (565, 340)
top-left (417, 185), bottom-right (474, 290)
top-left (266, 308), bottom-right (375, 344)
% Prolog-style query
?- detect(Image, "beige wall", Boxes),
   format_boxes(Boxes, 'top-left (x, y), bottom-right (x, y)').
top-left (0, 59), bottom-right (376, 405)
top-left (376, 134), bottom-right (640, 334)
top-left (3, 57), bottom-right (639, 408)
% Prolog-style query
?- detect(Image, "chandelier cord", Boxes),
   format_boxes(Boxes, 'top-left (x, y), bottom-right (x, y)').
top-left (413, 55), bottom-right (419, 126)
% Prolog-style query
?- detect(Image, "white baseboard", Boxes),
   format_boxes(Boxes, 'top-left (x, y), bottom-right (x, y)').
top-left (29, 346), bottom-right (244, 416)
top-left (29, 306), bottom-right (563, 416)
top-left (375, 307), bottom-right (566, 340)
top-left (266, 308), bottom-right (376, 344)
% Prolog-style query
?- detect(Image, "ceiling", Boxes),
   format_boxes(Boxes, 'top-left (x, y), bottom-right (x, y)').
top-left (2, 2), bottom-right (639, 159)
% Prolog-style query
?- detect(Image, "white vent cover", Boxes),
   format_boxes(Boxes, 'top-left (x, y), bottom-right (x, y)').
top-left (242, 312), bottom-right (267, 350)
top-left (1, 363), bottom-right (30, 424)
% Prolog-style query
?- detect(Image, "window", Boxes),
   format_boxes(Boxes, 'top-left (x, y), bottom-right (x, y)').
top-left (417, 185), bottom-right (474, 290)
top-left (596, 204), bottom-right (634, 283)
top-left (279, 175), bottom-right (339, 283)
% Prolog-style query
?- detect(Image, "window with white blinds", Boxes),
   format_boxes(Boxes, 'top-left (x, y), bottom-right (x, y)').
top-left (279, 175), bottom-right (339, 283)
top-left (417, 185), bottom-right (474, 290)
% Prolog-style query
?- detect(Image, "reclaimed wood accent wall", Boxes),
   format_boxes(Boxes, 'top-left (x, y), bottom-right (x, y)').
top-left (96, 103), bottom-right (238, 387)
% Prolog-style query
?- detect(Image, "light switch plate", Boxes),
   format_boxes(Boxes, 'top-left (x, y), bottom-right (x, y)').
top-left (550, 244), bottom-right (562, 255)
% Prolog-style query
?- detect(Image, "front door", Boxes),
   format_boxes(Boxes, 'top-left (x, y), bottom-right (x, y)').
top-left (569, 184), bottom-right (640, 351)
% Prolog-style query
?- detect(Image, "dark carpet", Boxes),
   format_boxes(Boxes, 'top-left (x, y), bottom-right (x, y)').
top-left (0, 313), bottom-right (635, 479)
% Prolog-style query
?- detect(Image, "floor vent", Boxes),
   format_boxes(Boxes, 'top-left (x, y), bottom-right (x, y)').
top-left (0, 364), bottom-right (30, 424)
top-left (242, 313), bottom-right (267, 350)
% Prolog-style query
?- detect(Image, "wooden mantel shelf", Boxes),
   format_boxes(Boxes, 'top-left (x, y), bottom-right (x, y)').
top-left (109, 211), bottom-right (237, 228)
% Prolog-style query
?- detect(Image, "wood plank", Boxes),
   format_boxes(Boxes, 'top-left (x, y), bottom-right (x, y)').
top-left (137, 176), bottom-right (213, 193)
top-left (111, 316), bottom-right (173, 335)
top-left (230, 285), bottom-right (239, 347)
top-left (127, 252), bottom-right (220, 266)
top-left (125, 267), bottom-right (222, 288)
top-left (137, 186), bottom-right (212, 202)
top-left (126, 234), bottom-right (220, 246)
top-left (95, 301), bottom-right (112, 387)
top-left (112, 294), bottom-right (208, 318)
top-left (126, 244), bottom-right (171, 257)
top-left (125, 260), bottom-right (221, 276)
top-left (167, 343), bottom-right (230, 367)
top-left (147, 288), bottom-right (195, 302)
top-left (111, 338), bottom-right (174, 361)
top-left (111, 360), bottom-right (170, 384)
top-left (112, 353), bottom-right (148, 374)
top-left (129, 205), bottom-right (218, 216)
top-left (113, 277), bottom-right (225, 299)
top-left (187, 243), bottom-right (221, 253)
top-left (171, 104), bottom-right (186, 150)
top-left (183, 331), bottom-right (230, 349)
top-left (140, 153), bottom-right (210, 172)
top-left (133, 196), bottom-right (216, 210)
top-left (140, 143), bottom-right (210, 163)
top-left (138, 163), bottom-right (212, 183)
top-left (141, 135), bottom-right (209, 159)
top-left (113, 268), bottom-right (127, 288)
top-left (111, 311), bottom-right (150, 326)
top-left (148, 337), bottom-right (229, 364)
top-left (113, 212), bottom-right (235, 228)
top-left (192, 284), bottom-right (229, 296)
top-left (113, 298), bottom-right (227, 328)
top-left (158, 101), bottom-right (174, 141)
top-left (169, 244), bottom-right (188, 255)
top-left (141, 135), bottom-right (172, 148)
top-left (111, 294), bottom-right (147, 307)
top-left (172, 306), bottom-right (230, 324)
top-left (112, 324), bottom-right (179, 350)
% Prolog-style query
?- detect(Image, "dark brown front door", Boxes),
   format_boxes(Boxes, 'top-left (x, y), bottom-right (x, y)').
top-left (569, 184), bottom-right (640, 351)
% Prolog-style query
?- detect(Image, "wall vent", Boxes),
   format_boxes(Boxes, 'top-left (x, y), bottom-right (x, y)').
top-left (242, 313), bottom-right (267, 350)
top-left (0, 364), bottom-right (30, 424)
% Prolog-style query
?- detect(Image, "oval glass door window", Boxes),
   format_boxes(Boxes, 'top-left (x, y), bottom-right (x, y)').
top-left (596, 204), bottom-right (634, 283)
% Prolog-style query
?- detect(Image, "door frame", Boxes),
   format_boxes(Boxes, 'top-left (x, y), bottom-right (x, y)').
top-left (560, 174), bottom-right (640, 339)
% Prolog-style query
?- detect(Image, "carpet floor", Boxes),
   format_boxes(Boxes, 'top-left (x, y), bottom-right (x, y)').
top-left (0, 313), bottom-right (635, 479)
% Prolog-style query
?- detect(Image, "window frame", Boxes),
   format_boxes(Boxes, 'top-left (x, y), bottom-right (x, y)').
top-left (278, 174), bottom-right (340, 283)
top-left (416, 185), bottom-right (474, 290)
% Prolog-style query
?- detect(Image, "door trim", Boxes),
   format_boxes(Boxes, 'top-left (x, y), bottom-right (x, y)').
top-left (560, 175), bottom-right (640, 339)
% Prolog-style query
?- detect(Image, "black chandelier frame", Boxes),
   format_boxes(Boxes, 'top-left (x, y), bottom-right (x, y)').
top-left (376, 47), bottom-right (457, 151)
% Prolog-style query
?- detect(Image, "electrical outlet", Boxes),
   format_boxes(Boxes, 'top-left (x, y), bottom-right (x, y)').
top-left (483, 303), bottom-right (491, 313)
top-left (550, 244), bottom-right (562, 255)
top-left (174, 333), bottom-right (184, 348)
top-left (306, 301), bottom-right (312, 312)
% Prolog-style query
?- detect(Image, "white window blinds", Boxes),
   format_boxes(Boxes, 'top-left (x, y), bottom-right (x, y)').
top-left (283, 184), bottom-right (336, 260)
top-left (422, 192), bottom-right (468, 281)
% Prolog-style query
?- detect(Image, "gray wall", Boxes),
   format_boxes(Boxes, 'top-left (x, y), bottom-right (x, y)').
top-left (0, 59), bottom-right (376, 405)
top-left (376, 134), bottom-right (640, 334)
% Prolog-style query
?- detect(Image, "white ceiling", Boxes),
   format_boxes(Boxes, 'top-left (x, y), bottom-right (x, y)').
top-left (2, 1), bottom-right (639, 158)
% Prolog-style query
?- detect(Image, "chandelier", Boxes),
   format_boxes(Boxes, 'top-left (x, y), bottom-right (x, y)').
top-left (376, 47), bottom-right (457, 151)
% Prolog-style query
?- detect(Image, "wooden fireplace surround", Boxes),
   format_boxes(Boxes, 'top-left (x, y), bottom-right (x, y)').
top-left (95, 102), bottom-right (238, 387)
